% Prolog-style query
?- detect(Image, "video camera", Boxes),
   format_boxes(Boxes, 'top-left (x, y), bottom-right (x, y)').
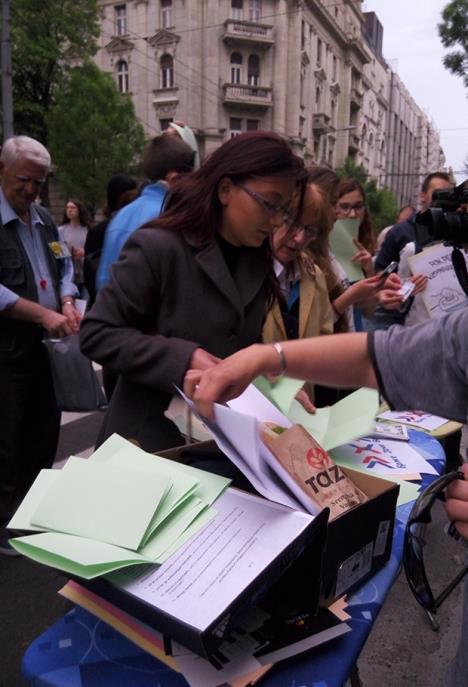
top-left (415, 179), bottom-right (468, 295)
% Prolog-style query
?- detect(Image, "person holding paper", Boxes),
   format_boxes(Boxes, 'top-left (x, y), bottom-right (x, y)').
top-left (80, 131), bottom-right (306, 452)
top-left (184, 306), bottom-right (468, 687)
top-left (263, 181), bottom-right (402, 410)
top-left (334, 178), bottom-right (376, 278)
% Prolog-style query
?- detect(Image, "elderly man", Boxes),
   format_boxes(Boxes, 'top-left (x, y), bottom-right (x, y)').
top-left (0, 135), bottom-right (81, 555)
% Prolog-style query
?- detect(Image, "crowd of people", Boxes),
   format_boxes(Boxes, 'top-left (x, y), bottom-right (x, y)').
top-left (1, 130), bottom-right (468, 686)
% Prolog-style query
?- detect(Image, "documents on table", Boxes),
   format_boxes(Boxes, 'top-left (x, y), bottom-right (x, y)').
top-left (376, 409), bottom-right (449, 432)
top-left (331, 437), bottom-right (438, 480)
top-left (8, 434), bottom-right (230, 577)
top-left (330, 436), bottom-right (438, 507)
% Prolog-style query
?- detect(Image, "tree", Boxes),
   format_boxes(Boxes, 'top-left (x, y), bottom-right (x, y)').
top-left (438, 0), bottom-right (468, 88)
top-left (9, 0), bottom-right (100, 142)
top-left (47, 61), bottom-right (145, 211)
top-left (336, 157), bottom-right (399, 232)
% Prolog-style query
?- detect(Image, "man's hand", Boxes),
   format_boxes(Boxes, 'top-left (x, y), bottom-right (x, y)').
top-left (40, 309), bottom-right (75, 337)
top-left (445, 464), bottom-right (468, 539)
top-left (61, 302), bottom-right (81, 333)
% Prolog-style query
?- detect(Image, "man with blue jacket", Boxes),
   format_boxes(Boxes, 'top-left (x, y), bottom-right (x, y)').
top-left (96, 133), bottom-right (194, 291)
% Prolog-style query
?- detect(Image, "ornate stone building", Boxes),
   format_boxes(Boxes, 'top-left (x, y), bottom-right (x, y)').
top-left (95, 0), bottom-right (446, 203)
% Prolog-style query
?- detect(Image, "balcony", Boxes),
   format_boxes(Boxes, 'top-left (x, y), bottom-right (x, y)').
top-left (223, 83), bottom-right (272, 109)
top-left (312, 113), bottom-right (331, 133)
top-left (152, 87), bottom-right (179, 107)
top-left (350, 86), bottom-right (363, 109)
top-left (223, 19), bottom-right (274, 48)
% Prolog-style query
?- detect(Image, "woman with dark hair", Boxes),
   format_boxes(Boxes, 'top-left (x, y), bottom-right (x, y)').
top-left (58, 199), bottom-right (92, 297)
top-left (80, 131), bottom-right (306, 452)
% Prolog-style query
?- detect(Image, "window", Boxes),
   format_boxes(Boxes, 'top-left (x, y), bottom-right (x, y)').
top-left (315, 86), bottom-right (321, 108)
top-left (229, 117), bottom-right (243, 138)
top-left (301, 21), bottom-right (305, 51)
top-left (160, 54), bottom-right (174, 89)
top-left (231, 0), bottom-right (243, 20)
top-left (248, 0), bottom-right (261, 21)
top-left (115, 4), bottom-right (127, 36)
top-left (247, 54), bottom-right (259, 86)
top-left (230, 52), bottom-right (242, 84)
top-left (317, 38), bottom-right (322, 66)
top-left (117, 60), bottom-right (129, 93)
top-left (229, 118), bottom-right (258, 137)
top-left (332, 55), bottom-right (337, 81)
top-left (160, 118), bottom-right (173, 131)
top-left (161, 0), bottom-right (173, 28)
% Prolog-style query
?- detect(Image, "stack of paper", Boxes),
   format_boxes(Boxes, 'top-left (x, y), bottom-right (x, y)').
top-left (8, 434), bottom-right (230, 578)
top-left (180, 381), bottom-right (378, 516)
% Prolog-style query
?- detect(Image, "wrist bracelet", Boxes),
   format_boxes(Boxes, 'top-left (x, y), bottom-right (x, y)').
top-left (62, 299), bottom-right (74, 306)
top-left (271, 342), bottom-right (287, 377)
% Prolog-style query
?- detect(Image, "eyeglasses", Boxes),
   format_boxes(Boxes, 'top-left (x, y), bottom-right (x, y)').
top-left (336, 201), bottom-right (366, 213)
top-left (283, 216), bottom-right (320, 240)
top-left (235, 183), bottom-right (292, 218)
top-left (404, 470), bottom-right (468, 615)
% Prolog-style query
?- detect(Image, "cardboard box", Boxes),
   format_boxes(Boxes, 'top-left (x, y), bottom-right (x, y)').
top-left (80, 441), bottom-right (328, 658)
top-left (320, 467), bottom-right (399, 601)
top-left (159, 442), bottom-right (399, 606)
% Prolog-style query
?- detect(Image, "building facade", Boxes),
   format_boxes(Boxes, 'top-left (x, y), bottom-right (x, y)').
top-left (95, 0), bottom-right (446, 204)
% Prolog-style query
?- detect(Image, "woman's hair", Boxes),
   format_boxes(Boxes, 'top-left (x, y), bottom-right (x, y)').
top-left (335, 177), bottom-right (376, 254)
top-left (304, 168), bottom-right (349, 332)
top-left (147, 131), bottom-right (306, 241)
top-left (146, 131), bottom-right (306, 309)
top-left (62, 198), bottom-right (92, 227)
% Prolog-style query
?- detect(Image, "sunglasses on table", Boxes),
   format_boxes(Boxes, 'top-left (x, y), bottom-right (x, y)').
top-left (404, 470), bottom-right (468, 616)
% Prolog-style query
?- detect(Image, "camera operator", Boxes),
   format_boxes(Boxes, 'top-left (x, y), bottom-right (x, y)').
top-left (184, 307), bottom-right (468, 686)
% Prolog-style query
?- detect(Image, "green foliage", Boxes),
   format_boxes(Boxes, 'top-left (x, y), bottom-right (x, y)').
top-left (10, 0), bottom-right (100, 142)
top-left (438, 0), bottom-right (468, 88)
top-left (336, 157), bottom-right (399, 232)
top-left (47, 62), bottom-right (145, 210)
top-left (335, 157), bottom-right (368, 186)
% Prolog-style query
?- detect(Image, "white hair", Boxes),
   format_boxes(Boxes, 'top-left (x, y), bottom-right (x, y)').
top-left (1, 135), bottom-right (51, 169)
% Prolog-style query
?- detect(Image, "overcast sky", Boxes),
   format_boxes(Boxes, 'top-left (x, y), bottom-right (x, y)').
top-left (363, 0), bottom-right (468, 183)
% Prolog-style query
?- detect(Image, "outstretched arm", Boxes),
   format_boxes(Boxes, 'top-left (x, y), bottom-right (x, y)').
top-left (184, 333), bottom-right (376, 419)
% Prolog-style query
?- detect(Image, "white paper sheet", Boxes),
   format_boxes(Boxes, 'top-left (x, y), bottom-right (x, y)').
top-left (106, 489), bottom-right (314, 632)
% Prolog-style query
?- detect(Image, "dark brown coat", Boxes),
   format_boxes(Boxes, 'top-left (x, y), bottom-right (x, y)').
top-left (80, 226), bottom-right (269, 451)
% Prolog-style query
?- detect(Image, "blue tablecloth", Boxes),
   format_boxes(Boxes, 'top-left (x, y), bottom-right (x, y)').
top-left (22, 430), bottom-right (445, 687)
